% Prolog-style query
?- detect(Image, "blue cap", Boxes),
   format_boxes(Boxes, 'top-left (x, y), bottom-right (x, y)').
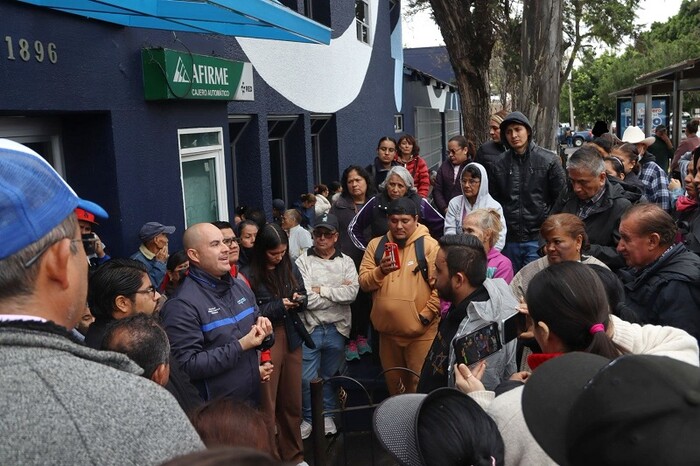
top-left (0, 138), bottom-right (107, 260)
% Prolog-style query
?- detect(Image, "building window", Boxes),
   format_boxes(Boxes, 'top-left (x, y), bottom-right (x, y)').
top-left (415, 107), bottom-right (442, 170)
top-left (0, 117), bottom-right (64, 176)
top-left (228, 115), bottom-right (252, 208)
top-left (355, 0), bottom-right (370, 44)
top-left (310, 114), bottom-right (332, 184)
top-left (268, 116), bottom-right (298, 206)
top-left (304, 0), bottom-right (331, 27)
top-left (394, 114), bottom-right (404, 133)
top-left (178, 127), bottom-right (227, 227)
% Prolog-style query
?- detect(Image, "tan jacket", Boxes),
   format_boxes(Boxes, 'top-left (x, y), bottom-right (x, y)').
top-left (359, 224), bottom-right (440, 338)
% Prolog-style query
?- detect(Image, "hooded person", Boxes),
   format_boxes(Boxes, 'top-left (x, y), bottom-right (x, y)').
top-left (443, 162), bottom-right (507, 250)
top-left (484, 111), bottom-right (566, 272)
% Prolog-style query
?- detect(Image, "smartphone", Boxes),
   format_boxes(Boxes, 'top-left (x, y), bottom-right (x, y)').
top-left (502, 312), bottom-right (527, 343)
top-left (82, 233), bottom-right (96, 256)
top-left (452, 322), bottom-right (503, 366)
top-left (383, 242), bottom-right (400, 268)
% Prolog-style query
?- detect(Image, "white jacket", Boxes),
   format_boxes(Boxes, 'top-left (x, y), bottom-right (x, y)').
top-left (443, 162), bottom-right (507, 250)
top-left (470, 315), bottom-right (700, 466)
top-left (295, 248), bottom-right (359, 337)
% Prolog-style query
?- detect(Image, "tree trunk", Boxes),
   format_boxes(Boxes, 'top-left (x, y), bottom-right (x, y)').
top-left (428, 0), bottom-right (499, 150)
top-left (518, 0), bottom-right (562, 152)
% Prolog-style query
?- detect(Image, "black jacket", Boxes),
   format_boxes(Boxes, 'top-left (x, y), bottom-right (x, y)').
top-left (242, 262), bottom-right (309, 352)
top-left (618, 244), bottom-right (700, 341)
top-left (552, 179), bottom-right (631, 269)
top-left (487, 112), bottom-right (566, 242)
top-left (330, 195), bottom-right (366, 268)
top-left (432, 158), bottom-right (470, 213)
top-left (607, 176), bottom-right (647, 204)
top-left (475, 140), bottom-right (505, 167)
top-left (676, 205), bottom-right (700, 255)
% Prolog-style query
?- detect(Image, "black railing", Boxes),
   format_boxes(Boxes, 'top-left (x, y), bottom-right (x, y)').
top-left (308, 366), bottom-right (419, 466)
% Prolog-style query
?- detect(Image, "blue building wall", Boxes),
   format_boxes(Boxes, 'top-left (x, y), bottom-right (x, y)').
top-left (1, 1), bottom-right (454, 258)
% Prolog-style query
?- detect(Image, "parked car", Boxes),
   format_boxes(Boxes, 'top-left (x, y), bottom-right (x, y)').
top-left (557, 126), bottom-right (594, 147)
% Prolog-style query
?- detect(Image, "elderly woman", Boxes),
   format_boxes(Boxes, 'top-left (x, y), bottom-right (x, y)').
top-left (510, 213), bottom-right (607, 301)
top-left (444, 162), bottom-right (506, 250)
top-left (349, 166), bottom-right (444, 249)
top-left (462, 208), bottom-right (513, 283)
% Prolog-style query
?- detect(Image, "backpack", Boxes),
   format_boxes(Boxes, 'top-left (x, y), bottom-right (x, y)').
top-left (373, 234), bottom-right (430, 284)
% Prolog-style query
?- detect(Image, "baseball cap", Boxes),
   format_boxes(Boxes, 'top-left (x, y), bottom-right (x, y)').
top-left (272, 198), bottom-right (285, 211)
top-left (75, 207), bottom-right (100, 225)
top-left (139, 222), bottom-right (176, 243)
top-left (522, 352), bottom-right (700, 466)
top-left (313, 213), bottom-right (339, 232)
top-left (386, 197), bottom-right (418, 216)
top-left (0, 138), bottom-right (107, 261)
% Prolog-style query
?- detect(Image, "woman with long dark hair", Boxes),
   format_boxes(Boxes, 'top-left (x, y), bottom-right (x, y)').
top-left (241, 223), bottom-right (310, 465)
top-left (396, 133), bottom-right (430, 198)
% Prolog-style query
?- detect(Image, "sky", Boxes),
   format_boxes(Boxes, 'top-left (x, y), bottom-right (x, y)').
top-left (401, 0), bottom-right (685, 48)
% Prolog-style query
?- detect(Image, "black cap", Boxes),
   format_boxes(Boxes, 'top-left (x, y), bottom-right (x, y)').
top-left (386, 197), bottom-right (418, 216)
top-left (522, 352), bottom-right (700, 466)
top-left (313, 213), bottom-right (339, 231)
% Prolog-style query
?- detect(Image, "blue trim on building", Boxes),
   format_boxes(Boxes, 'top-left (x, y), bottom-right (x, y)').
top-left (16, 0), bottom-right (331, 44)
top-left (201, 306), bottom-right (255, 333)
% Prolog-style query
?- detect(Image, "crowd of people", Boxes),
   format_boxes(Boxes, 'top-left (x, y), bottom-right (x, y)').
top-left (1, 112), bottom-right (700, 466)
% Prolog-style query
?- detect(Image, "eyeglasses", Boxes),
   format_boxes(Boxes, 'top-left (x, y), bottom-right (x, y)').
top-left (461, 178), bottom-right (481, 186)
top-left (222, 237), bottom-right (242, 246)
top-left (23, 238), bottom-right (86, 269)
top-left (133, 286), bottom-right (158, 298)
top-left (446, 148), bottom-right (464, 155)
top-left (313, 230), bottom-right (337, 239)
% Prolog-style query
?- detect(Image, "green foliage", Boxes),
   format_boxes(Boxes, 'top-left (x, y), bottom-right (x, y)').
top-left (568, 0), bottom-right (700, 125)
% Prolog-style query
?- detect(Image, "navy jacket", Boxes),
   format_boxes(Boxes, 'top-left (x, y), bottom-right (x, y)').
top-left (160, 265), bottom-right (270, 404)
top-left (618, 244), bottom-right (700, 341)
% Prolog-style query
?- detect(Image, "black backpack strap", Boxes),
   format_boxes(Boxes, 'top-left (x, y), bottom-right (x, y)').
top-left (413, 236), bottom-right (429, 283)
top-left (374, 235), bottom-right (389, 266)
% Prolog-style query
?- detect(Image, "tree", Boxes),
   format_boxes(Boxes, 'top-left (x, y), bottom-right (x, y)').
top-left (518, 0), bottom-right (562, 150)
top-left (408, 0), bottom-right (502, 147)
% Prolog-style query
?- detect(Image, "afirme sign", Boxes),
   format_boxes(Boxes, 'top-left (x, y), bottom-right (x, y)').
top-left (142, 48), bottom-right (254, 101)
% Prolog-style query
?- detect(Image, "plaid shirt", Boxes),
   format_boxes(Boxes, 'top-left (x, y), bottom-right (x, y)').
top-left (638, 160), bottom-right (670, 211)
top-left (577, 185), bottom-right (607, 220)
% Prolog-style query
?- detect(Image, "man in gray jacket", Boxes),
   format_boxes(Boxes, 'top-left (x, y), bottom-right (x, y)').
top-left (0, 139), bottom-right (203, 465)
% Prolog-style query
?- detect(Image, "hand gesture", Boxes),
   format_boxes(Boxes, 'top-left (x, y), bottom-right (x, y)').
top-left (256, 316), bottom-right (273, 336)
top-left (259, 361), bottom-right (274, 383)
top-left (93, 234), bottom-right (106, 258)
top-left (379, 253), bottom-right (399, 275)
top-left (509, 371), bottom-right (531, 383)
top-left (518, 298), bottom-right (535, 340)
top-left (454, 361), bottom-right (486, 394)
top-left (669, 178), bottom-right (681, 191)
top-left (155, 244), bottom-right (169, 262)
top-left (240, 323), bottom-right (267, 351)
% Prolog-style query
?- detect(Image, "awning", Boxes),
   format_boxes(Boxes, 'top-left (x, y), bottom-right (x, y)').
top-left (15, 0), bottom-right (331, 44)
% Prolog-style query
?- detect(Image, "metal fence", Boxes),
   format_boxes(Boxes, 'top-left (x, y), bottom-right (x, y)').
top-left (307, 367), bottom-right (419, 466)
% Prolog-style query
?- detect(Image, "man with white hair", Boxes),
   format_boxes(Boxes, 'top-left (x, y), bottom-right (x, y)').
top-left (0, 139), bottom-right (203, 465)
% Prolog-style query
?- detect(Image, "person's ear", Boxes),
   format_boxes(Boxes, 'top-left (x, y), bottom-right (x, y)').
top-left (150, 363), bottom-right (170, 387)
top-left (186, 248), bottom-right (199, 263)
top-left (536, 320), bottom-right (550, 342)
top-left (41, 239), bottom-right (72, 289)
top-left (648, 232), bottom-right (661, 249)
top-left (113, 295), bottom-right (132, 316)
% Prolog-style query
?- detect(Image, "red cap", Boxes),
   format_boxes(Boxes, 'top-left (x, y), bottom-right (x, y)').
top-left (75, 207), bottom-right (98, 225)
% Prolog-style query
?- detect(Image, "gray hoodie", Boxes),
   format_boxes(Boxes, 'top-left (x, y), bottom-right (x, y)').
top-left (0, 323), bottom-right (203, 465)
top-left (447, 278), bottom-right (519, 390)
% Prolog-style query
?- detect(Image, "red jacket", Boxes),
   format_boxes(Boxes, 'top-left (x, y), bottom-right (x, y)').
top-left (396, 155), bottom-right (430, 198)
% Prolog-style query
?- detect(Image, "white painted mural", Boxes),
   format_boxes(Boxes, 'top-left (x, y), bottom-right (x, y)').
top-left (237, 0), bottom-right (379, 113)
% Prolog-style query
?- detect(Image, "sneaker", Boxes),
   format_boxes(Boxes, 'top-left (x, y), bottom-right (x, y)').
top-left (345, 340), bottom-right (360, 361)
top-left (324, 417), bottom-right (337, 436)
top-left (300, 420), bottom-right (312, 440)
top-left (356, 335), bottom-right (372, 355)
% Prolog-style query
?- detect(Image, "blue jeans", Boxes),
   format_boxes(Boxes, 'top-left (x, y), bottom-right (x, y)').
top-left (301, 324), bottom-right (346, 421)
top-left (502, 240), bottom-right (540, 273)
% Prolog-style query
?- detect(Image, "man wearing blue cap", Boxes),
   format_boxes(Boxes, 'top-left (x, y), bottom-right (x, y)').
top-left (0, 139), bottom-right (203, 464)
top-left (131, 221), bottom-right (176, 288)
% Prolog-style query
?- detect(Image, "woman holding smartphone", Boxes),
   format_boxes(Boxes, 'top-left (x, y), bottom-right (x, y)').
top-left (242, 223), bottom-right (310, 465)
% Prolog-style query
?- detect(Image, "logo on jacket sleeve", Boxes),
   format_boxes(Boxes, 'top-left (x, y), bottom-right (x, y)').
top-left (237, 297), bottom-right (247, 305)
top-left (207, 307), bottom-right (220, 315)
